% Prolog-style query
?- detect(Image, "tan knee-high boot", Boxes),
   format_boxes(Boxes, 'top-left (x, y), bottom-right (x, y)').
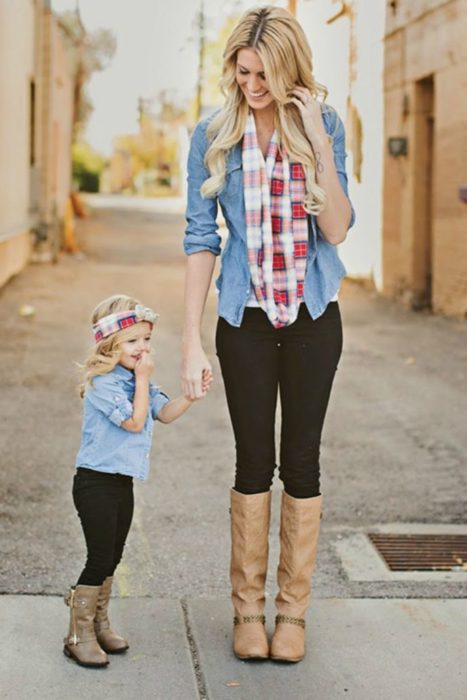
top-left (230, 489), bottom-right (271, 660)
top-left (94, 576), bottom-right (129, 654)
top-left (63, 585), bottom-right (109, 667)
top-left (270, 492), bottom-right (322, 663)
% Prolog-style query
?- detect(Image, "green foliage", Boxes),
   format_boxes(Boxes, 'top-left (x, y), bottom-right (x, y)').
top-left (72, 142), bottom-right (105, 192)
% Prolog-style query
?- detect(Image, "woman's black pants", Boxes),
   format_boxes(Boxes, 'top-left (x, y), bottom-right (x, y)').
top-left (216, 302), bottom-right (343, 499)
top-left (72, 468), bottom-right (134, 587)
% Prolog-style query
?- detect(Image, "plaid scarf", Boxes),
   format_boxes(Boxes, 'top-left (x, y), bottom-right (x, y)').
top-left (242, 112), bottom-right (308, 328)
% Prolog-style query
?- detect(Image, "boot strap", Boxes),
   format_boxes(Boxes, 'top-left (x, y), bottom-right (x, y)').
top-left (275, 614), bottom-right (305, 629)
top-left (233, 614), bottom-right (266, 626)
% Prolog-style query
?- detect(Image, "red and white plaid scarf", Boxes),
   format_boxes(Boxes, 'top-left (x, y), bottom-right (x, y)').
top-left (242, 113), bottom-right (308, 328)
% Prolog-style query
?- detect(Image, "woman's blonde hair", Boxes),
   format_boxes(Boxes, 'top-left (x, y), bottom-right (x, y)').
top-left (201, 5), bottom-right (331, 214)
top-left (79, 294), bottom-right (150, 397)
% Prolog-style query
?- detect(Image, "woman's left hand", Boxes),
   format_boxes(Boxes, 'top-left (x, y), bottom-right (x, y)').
top-left (289, 86), bottom-right (328, 149)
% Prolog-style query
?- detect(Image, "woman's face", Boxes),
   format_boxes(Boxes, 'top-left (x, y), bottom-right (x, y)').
top-left (236, 48), bottom-right (274, 112)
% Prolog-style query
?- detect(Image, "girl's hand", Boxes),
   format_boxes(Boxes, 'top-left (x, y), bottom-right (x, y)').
top-left (182, 343), bottom-right (212, 400)
top-left (289, 86), bottom-right (328, 149)
top-left (201, 367), bottom-right (213, 395)
top-left (135, 351), bottom-right (154, 379)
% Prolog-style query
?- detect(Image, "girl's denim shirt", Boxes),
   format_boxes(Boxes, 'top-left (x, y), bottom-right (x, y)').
top-left (184, 107), bottom-right (355, 326)
top-left (75, 364), bottom-right (170, 481)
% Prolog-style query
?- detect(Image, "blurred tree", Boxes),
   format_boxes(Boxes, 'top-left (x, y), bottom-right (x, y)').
top-left (187, 13), bottom-right (239, 125)
top-left (57, 7), bottom-right (116, 140)
top-left (110, 93), bottom-right (183, 196)
top-left (72, 142), bottom-right (105, 192)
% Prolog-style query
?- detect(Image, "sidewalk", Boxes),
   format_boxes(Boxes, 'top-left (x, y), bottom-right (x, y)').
top-left (2, 596), bottom-right (466, 699)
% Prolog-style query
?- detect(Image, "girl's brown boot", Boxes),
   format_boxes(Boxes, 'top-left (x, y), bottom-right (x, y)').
top-left (63, 585), bottom-right (109, 667)
top-left (94, 576), bottom-right (129, 653)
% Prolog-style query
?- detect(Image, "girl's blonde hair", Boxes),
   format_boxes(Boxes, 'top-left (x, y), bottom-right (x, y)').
top-left (79, 294), bottom-right (150, 397)
top-left (201, 5), bottom-right (331, 215)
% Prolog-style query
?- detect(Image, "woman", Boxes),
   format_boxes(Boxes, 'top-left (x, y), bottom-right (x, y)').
top-left (182, 6), bottom-right (354, 663)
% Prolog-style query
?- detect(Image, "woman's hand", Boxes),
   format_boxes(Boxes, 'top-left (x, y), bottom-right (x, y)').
top-left (289, 86), bottom-right (328, 150)
top-left (182, 342), bottom-right (213, 400)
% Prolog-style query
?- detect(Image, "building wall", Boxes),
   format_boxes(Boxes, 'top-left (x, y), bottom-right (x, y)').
top-left (0, 1), bottom-right (74, 287)
top-left (41, 10), bottom-right (74, 224)
top-left (297, 0), bottom-right (386, 289)
top-left (383, 0), bottom-right (467, 316)
top-left (0, 0), bottom-right (37, 285)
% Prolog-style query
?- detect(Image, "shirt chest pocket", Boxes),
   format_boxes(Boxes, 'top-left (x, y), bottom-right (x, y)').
top-left (221, 163), bottom-right (242, 202)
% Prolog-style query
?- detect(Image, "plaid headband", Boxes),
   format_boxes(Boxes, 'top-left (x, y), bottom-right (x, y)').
top-left (93, 305), bottom-right (158, 342)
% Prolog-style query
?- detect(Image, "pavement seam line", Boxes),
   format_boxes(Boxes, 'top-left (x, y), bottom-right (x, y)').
top-left (180, 598), bottom-right (209, 700)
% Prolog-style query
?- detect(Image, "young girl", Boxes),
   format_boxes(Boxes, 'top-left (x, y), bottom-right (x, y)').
top-left (64, 294), bottom-right (211, 668)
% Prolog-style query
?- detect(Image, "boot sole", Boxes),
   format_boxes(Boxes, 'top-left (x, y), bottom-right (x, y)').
top-left (235, 655), bottom-right (269, 661)
top-left (63, 645), bottom-right (109, 668)
top-left (270, 654), bottom-right (303, 663)
top-left (234, 651), bottom-right (269, 661)
top-left (102, 645), bottom-right (129, 655)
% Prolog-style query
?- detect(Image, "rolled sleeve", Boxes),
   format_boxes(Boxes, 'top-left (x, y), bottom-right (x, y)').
top-left (326, 109), bottom-right (356, 229)
top-left (87, 377), bottom-right (133, 427)
top-left (149, 384), bottom-right (170, 420)
top-left (184, 121), bottom-right (222, 256)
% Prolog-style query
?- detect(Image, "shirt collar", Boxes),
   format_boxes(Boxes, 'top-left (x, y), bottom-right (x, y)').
top-left (113, 364), bottom-right (135, 382)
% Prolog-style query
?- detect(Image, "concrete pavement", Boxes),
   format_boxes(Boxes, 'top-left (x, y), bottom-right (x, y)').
top-left (1, 596), bottom-right (466, 699)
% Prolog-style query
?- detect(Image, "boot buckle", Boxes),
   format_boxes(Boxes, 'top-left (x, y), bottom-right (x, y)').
top-left (233, 614), bottom-right (266, 626)
top-left (275, 614), bottom-right (305, 629)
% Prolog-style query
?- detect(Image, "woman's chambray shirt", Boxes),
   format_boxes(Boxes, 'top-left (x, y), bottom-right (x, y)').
top-left (184, 106), bottom-right (355, 326)
top-left (75, 364), bottom-right (170, 481)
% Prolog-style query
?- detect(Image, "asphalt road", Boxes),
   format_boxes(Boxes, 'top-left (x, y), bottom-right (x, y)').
top-left (1, 196), bottom-right (466, 601)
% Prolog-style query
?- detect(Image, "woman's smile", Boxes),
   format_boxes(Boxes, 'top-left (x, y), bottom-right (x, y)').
top-left (236, 48), bottom-right (274, 111)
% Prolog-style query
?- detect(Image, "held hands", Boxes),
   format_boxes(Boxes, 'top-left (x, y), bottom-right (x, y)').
top-left (182, 343), bottom-right (213, 400)
top-left (289, 86), bottom-right (329, 150)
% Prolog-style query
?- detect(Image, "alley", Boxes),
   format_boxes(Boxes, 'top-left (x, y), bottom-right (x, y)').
top-left (1, 199), bottom-right (466, 699)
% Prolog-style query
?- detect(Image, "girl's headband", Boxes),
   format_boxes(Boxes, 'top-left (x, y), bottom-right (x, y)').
top-left (93, 305), bottom-right (158, 342)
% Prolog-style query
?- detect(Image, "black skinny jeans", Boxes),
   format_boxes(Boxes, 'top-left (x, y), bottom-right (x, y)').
top-left (216, 302), bottom-right (343, 498)
top-left (73, 468), bottom-right (134, 587)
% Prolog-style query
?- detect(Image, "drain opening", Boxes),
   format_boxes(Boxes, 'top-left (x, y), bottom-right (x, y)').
top-left (368, 534), bottom-right (467, 572)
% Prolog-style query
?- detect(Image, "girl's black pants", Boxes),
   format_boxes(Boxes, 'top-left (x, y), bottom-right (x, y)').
top-left (216, 302), bottom-right (343, 499)
top-left (72, 467), bottom-right (134, 586)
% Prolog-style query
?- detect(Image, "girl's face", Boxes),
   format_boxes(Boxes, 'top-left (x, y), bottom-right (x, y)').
top-left (236, 48), bottom-right (274, 112)
top-left (118, 322), bottom-right (152, 371)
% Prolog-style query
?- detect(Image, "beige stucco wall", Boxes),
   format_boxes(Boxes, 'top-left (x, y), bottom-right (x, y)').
top-left (383, 0), bottom-right (467, 316)
top-left (39, 10), bottom-right (73, 226)
top-left (0, 0), bottom-right (37, 283)
top-left (0, 1), bottom-right (74, 287)
top-left (297, 0), bottom-right (386, 289)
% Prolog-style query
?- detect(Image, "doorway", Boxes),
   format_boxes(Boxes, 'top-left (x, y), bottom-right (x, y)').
top-left (412, 75), bottom-right (434, 310)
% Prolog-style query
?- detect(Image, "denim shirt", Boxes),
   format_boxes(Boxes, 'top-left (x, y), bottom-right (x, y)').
top-left (75, 364), bottom-right (170, 481)
top-left (184, 106), bottom-right (355, 325)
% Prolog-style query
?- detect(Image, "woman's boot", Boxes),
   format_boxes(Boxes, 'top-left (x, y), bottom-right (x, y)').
top-left (94, 576), bottom-right (129, 653)
top-left (230, 489), bottom-right (271, 660)
top-left (63, 585), bottom-right (109, 667)
top-left (270, 492), bottom-right (322, 663)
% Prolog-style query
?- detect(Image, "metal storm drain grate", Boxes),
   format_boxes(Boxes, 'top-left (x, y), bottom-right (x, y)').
top-left (368, 533), bottom-right (467, 572)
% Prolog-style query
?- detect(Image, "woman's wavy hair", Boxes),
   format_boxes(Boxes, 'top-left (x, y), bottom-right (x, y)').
top-left (201, 5), bottom-right (331, 214)
top-left (79, 294), bottom-right (150, 397)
